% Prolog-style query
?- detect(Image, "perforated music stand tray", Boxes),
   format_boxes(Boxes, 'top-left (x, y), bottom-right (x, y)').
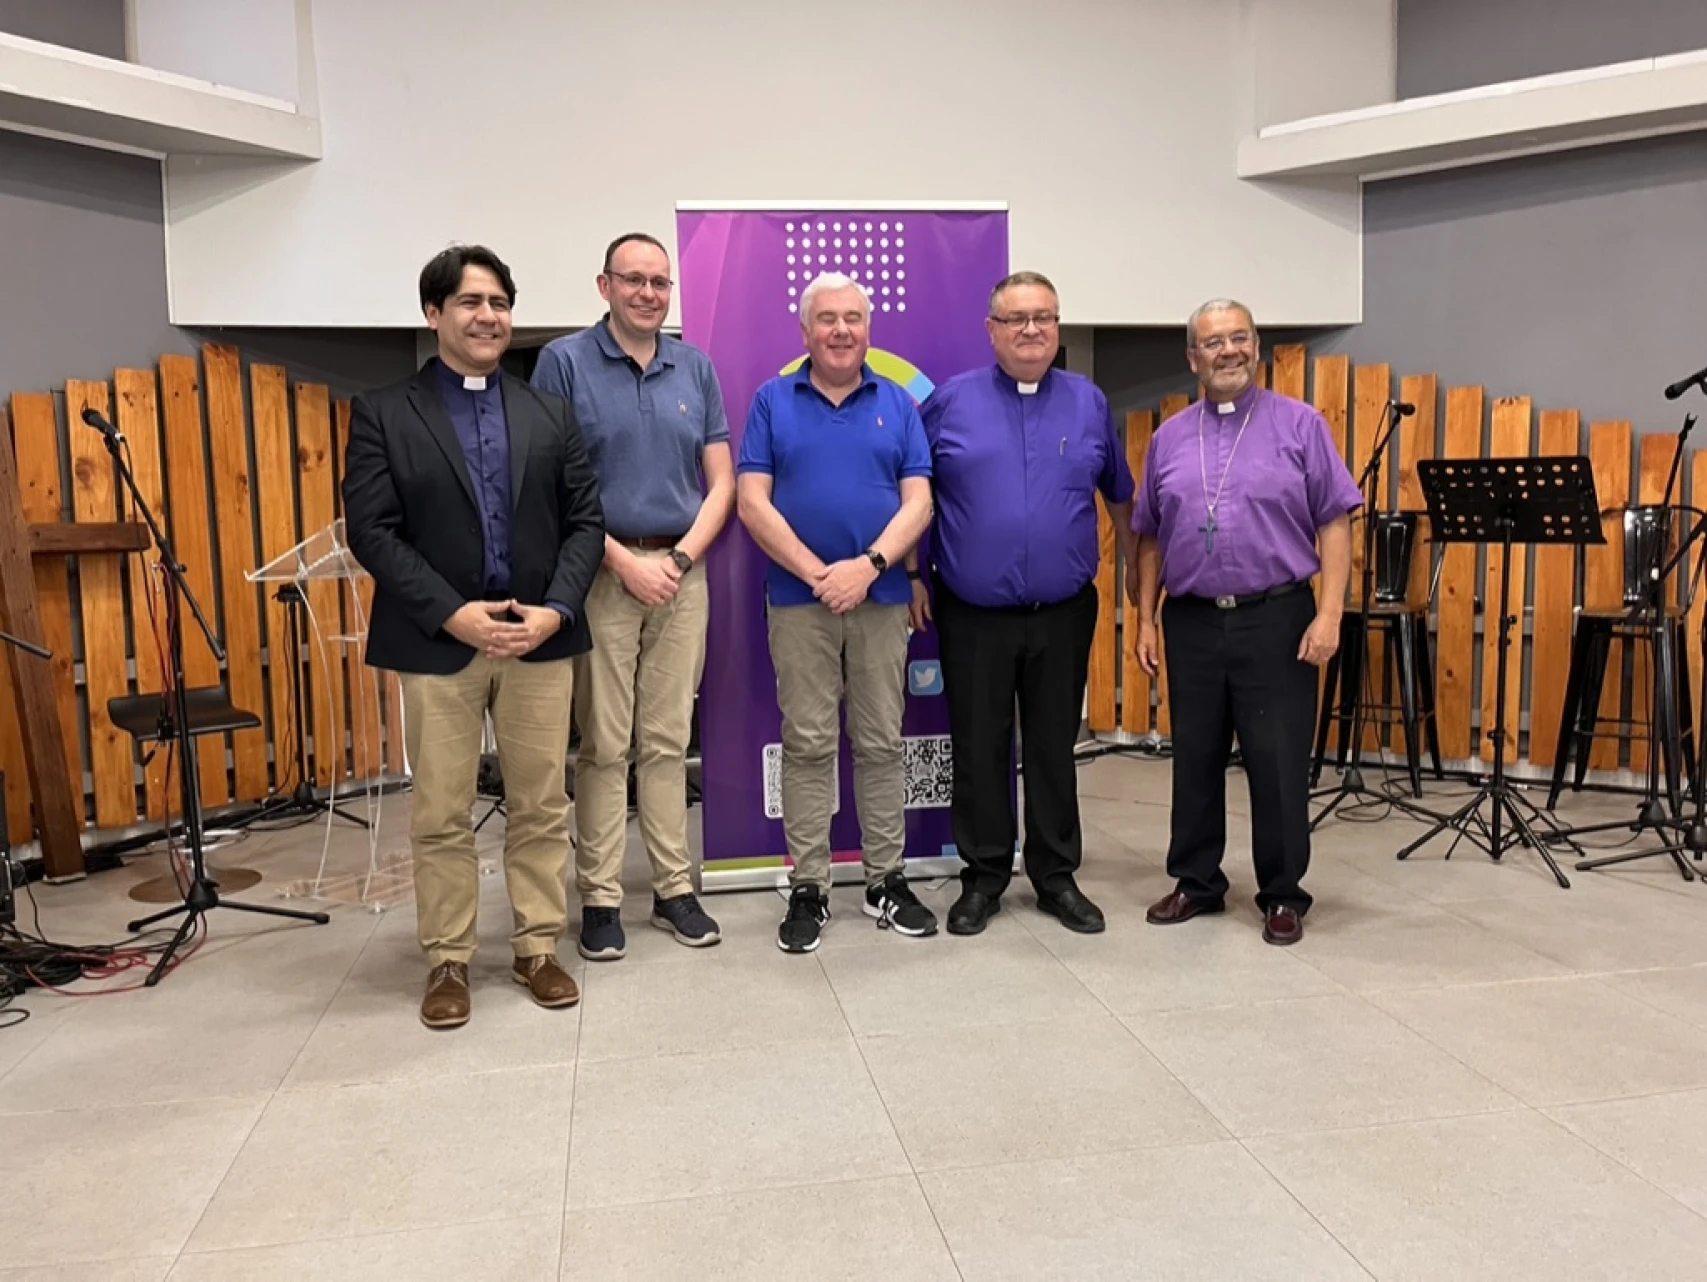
top-left (1396, 456), bottom-right (1604, 888)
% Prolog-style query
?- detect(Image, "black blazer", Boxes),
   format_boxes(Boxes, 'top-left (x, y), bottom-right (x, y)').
top-left (342, 361), bottom-right (605, 676)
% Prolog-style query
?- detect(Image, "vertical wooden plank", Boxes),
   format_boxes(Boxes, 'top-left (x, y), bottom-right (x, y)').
top-left (1436, 387), bottom-right (1484, 761)
top-left (65, 379), bottom-right (136, 829)
top-left (1395, 374), bottom-right (1440, 752)
top-left (9, 394), bottom-right (80, 819)
top-left (1352, 365), bottom-right (1392, 753)
top-left (202, 344), bottom-right (271, 801)
top-left (1690, 449), bottom-right (1707, 746)
top-left (114, 368), bottom-right (172, 822)
top-left (1254, 362), bottom-right (1268, 390)
top-left (1585, 422), bottom-right (1632, 771)
top-left (1155, 394), bottom-right (1192, 739)
top-left (1480, 397), bottom-right (1532, 764)
top-left (1089, 497), bottom-right (1118, 733)
top-left (157, 354), bottom-right (231, 809)
top-left (252, 365), bottom-right (300, 795)
top-left (1631, 432), bottom-right (1675, 775)
top-left (332, 398), bottom-right (377, 782)
top-left (1313, 356), bottom-right (1352, 720)
top-left (0, 413), bottom-right (34, 841)
top-left (1121, 411), bottom-right (1155, 735)
top-left (1528, 410), bottom-right (1581, 768)
top-left (296, 383), bottom-right (346, 787)
top-left (1272, 344), bottom-right (1307, 402)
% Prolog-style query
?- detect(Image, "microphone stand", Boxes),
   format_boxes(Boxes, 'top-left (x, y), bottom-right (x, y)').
top-left (1312, 400), bottom-right (1443, 828)
top-left (88, 420), bottom-right (331, 986)
top-left (0, 629), bottom-right (51, 661)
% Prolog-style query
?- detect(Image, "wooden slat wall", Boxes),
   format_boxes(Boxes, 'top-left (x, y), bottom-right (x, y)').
top-left (1586, 423), bottom-right (1632, 772)
top-left (1121, 411), bottom-right (1155, 735)
top-left (1394, 375), bottom-right (1438, 752)
top-left (1436, 388), bottom-right (1483, 760)
top-left (1351, 364), bottom-right (1391, 752)
top-left (114, 367), bottom-right (172, 822)
top-left (1528, 410), bottom-right (1581, 768)
top-left (1691, 451), bottom-right (1707, 742)
top-left (0, 418), bottom-right (29, 840)
top-left (252, 364), bottom-right (300, 798)
top-left (295, 384), bottom-right (347, 789)
top-left (1154, 393), bottom-right (1192, 738)
top-left (1089, 497), bottom-right (1119, 733)
top-left (1631, 433), bottom-right (1675, 775)
top-left (1479, 398), bottom-right (1532, 764)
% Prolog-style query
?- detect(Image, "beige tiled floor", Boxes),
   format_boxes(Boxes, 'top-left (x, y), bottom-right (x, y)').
top-left (5, 756), bottom-right (1707, 1279)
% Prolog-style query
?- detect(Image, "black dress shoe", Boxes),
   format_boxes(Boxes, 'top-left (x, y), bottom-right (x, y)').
top-left (1037, 885), bottom-right (1106, 934)
top-left (948, 888), bottom-right (1001, 936)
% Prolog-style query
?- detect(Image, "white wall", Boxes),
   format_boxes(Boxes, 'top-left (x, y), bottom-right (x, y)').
top-left (160, 0), bottom-right (1394, 329)
top-left (127, 0), bottom-right (306, 104)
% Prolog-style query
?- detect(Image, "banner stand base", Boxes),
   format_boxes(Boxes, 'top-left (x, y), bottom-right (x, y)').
top-left (700, 853), bottom-right (1024, 895)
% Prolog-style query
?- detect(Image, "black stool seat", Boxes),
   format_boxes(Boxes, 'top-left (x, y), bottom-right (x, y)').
top-left (108, 687), bottom-right (262, 743)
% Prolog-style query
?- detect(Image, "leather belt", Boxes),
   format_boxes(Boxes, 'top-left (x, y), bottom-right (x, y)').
top-left (1178, 581), bottom-right (1312, 611)
top-left (618, 535), bottom-right (686, 550)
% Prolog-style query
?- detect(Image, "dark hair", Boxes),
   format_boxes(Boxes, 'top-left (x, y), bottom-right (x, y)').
top-left (418, 244), bottom-right (517, 314)
top-left (988, 270), bottom-right (1058, 314)
top-left (602, 231), bottom-right (669, 274)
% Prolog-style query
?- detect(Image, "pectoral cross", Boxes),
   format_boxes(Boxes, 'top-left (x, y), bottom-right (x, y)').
top-left (1200, 515), bottom-right (1218, 555)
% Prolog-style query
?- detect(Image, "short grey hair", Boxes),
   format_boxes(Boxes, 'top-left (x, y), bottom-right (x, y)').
top-left (1186, 298), bottom-right (1256, 349)
top-left (799, 272), bottom-right (872, 326)
top-left (989, 270), bottom-right (1058, 316)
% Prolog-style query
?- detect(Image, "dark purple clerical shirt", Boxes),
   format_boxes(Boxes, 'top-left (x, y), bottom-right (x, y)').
top-left (1133, 383), bottom-right (1363, 599)
top-left (922, 366), bottom-right (1135, 608)
top-left (434, 358), bottom-right (512, 596)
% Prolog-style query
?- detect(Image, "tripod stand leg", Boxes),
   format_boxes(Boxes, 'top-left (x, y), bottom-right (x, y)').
top-left (1574, 843), bottom-right (1696, 879)
top-left (217, 898), bottom-right (333, 923)
top-left (142, 902), bottom-right (202, 987)
top-left (1498, 791), bottom-right (1571, 889)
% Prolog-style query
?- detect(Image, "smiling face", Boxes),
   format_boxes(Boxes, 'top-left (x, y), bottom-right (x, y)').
top-left (987, 281), bottom-right (1061, 383)
top-left (598, 238), bottom-right (673, 342)
top-left (1187, 304), bottom-right (1261, 402)
top-left (425, 264), bottom-right (512, 375)
top-left (802, 283), bottom-right (870, 383)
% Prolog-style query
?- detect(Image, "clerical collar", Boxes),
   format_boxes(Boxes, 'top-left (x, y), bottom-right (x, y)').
top-left (436, 359), bottom-right (497, 393)
top-left (997, 364), bottom-right (1051, 396)
top-left (1207, 383), bottom-right (1261, 418)
top-left (1017, 381), bottom-right (1039, 396)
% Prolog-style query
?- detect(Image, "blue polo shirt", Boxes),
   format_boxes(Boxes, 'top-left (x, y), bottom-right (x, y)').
top-left (530, 319), bottom-right (729, 539)
top-left (737, 363), bottom-right (931, 608)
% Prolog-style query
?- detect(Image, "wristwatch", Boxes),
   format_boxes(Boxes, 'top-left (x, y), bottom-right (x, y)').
top-left (866, 548), bottom-right (889, 574)
top-left (668, 548), bottom-right (693, 574)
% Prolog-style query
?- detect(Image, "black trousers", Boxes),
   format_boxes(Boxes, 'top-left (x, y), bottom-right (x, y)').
top-left (1162, 584), bottom-right (1317, 914)
top-left (935, 578), bottom-right (1098, 897)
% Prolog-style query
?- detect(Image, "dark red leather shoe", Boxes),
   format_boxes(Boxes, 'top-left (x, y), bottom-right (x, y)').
top-left (1262, 905), bottom-right (1304, 946)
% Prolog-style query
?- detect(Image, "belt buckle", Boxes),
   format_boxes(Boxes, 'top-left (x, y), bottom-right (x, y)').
top-left (1215, 594), bottom-right (1236, 610)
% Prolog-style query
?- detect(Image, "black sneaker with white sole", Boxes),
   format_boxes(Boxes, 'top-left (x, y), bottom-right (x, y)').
top-left (865, 871), bottom-right (939, 937)
top-left (777, 885), bottom-right (830, 953)
top-left (651, 893), bottom-right (721, 947)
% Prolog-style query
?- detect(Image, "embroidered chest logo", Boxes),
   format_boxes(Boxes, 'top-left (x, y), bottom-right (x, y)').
top-left (679, 401), bottom-right (689, 415)
top-left (876, 416), bottom-right (885, 429)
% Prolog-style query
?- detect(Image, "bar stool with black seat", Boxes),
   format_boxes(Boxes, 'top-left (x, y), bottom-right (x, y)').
top-left (1546, 504), bottom-right (1701, 811)
top-left (1311, 511), bottom-right (1445, 798)
top-left (108, 684), bottom-right (266, 897)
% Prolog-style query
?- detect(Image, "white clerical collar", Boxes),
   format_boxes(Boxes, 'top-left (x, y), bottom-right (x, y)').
top-left (463, 375), bottom-right (488, 391)
top-left (1215, 398), bottom-right (1236, 415)
top-left (1016, 381), bottom-right (1039, 396)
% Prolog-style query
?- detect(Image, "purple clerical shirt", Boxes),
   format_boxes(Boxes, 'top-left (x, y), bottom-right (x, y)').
top-left (922, 366), bottom-right (1135, 608)
top-left (1132, 384), bottom-right (1362, 599)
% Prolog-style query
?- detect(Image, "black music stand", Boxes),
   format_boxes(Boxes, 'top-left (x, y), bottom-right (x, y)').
top-left (1395, 456), bottom-right (1604, 888)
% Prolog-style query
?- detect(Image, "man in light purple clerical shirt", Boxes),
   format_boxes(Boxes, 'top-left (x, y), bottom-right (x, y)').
top-left (909, 271), bottom-right (1136, 937)
top-left (1130, 299), bottom-right (1362, 946)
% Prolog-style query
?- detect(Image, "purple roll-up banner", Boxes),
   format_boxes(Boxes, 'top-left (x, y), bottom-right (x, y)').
top-left (676, 203), bottom-right (1010, 889)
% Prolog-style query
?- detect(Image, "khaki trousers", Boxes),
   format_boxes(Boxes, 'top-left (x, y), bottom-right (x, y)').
top-left (572, 552), bottom-right (709, 907)
top-left (767, 600), bottom-right (909, 890)
top-left (401, 655), bottom-right (574, 965)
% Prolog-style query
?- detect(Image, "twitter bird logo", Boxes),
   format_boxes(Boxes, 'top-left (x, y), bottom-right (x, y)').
top-left (908, 661), bottom-right (943, 696)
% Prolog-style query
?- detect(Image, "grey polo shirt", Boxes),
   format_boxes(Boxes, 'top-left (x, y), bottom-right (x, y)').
top-left (531, 320), bottom-right (729, 540)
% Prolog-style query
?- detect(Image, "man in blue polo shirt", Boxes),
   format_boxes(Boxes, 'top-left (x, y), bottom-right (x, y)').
top-left (531, 232), bottom-right (734, 962)
top-left (736, 272), bottom-right (937, 954)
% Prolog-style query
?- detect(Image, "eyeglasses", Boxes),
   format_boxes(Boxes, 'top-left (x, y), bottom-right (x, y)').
top-left (991, 312), bottom-right (1060, 331)
top-left (1196, 332), bottom-right (1254, 354)
top-left (606, 271), bottom-right (674, 293)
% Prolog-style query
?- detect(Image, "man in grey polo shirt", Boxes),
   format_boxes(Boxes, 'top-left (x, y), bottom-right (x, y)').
top-left (531, 231), bottom-right (736, 960)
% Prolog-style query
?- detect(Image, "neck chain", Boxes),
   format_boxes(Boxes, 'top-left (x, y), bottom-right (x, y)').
top-left (1196, 391), bottom-right (1258, 556)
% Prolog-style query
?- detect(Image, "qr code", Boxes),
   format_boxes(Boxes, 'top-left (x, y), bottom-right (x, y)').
top-left (903, 735), bottom-right (953, 809)
top-left (761, 743), bottom-right (840, 820)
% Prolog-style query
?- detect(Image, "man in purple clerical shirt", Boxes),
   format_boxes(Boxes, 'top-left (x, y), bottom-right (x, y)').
top-left (1129, 298), bottom-right (1362, 946)
top-left (909, 271), bottom-right (1136, 937)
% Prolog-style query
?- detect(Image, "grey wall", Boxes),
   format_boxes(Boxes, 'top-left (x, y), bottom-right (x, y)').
top-left (1398, 0), bottom-right (1707, 98)
top-left (0, 130), bottom-right (416, 405)
top-left (0, 0), bottom-right (125, 56)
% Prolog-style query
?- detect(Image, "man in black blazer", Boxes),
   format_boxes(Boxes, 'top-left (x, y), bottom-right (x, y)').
top-left (343, 244), bottom-right (604, 1029)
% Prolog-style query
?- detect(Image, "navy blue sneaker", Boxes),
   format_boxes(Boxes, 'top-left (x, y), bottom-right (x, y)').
top-left (577, 906), bottom-right (626, 961)
top-left (651, 893), bottom-right (721, 947)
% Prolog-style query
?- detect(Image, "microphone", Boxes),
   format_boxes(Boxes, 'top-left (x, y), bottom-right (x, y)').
top-left (1390, 400), bottom-right (1416, 417)
top-left (1665, 363), bottom-right (1707, 400)
top-left (80, 406), bottom-right (123, 444)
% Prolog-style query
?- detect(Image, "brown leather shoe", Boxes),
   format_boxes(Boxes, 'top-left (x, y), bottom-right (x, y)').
top-left (421, 961), bottom-right (470, 1029)
top-left (1262, 905), bottom-right (1304, 946)
top-left (1145, 890), bottom-right (1226, 925)
top-left (512, 954), bottom-right (580, 1008)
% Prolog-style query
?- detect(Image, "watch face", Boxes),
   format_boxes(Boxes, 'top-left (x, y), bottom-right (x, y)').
top-left (670, 550), bottom-right (692, 572)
